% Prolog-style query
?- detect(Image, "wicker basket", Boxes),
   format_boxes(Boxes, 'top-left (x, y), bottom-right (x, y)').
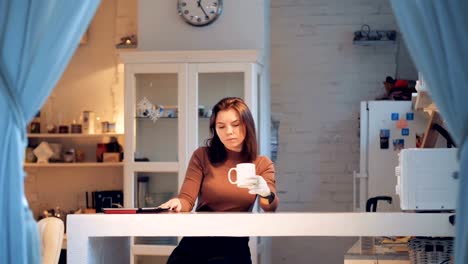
top-left (408, 237), bottom-right (453, 264)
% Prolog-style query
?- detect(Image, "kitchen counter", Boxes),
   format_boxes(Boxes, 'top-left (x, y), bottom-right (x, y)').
top-left (67, 212), bottom-right (453, 264)
top-left (344, 240), bottom-right (410, 264)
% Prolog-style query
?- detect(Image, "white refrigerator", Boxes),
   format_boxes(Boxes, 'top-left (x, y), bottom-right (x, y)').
top-left (355, 101), bottom-right (428, 212)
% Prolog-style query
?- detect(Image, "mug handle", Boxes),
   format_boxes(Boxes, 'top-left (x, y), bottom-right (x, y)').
top-left (228, 168), bottom-right (237, 184)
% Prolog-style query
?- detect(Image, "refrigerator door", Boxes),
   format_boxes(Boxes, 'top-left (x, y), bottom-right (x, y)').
top-left (365, 101), bottom-right (428, 211)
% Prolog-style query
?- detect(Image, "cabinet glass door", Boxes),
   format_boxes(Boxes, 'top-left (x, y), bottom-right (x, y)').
top-left (192, 62), bottom-right (263, 257)
top-left (194, 63), bottom-right (261, 149)
top-left (198, 72), bottom-right (244, 147)
top-left (134, 73), bottom-right (178, 162)
top-left (134, 172), bottom-right (178, 247)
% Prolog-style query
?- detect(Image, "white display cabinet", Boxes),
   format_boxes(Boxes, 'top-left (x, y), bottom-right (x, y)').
top-left (119, 50), bottom-right (265, 263)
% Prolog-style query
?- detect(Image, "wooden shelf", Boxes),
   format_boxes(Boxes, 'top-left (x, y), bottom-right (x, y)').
top-left (412, 90), bottom-right (448, 148)
top-left (24, 162), bottom-right (123, 168)
top-left (413, 90), bottom-right (438, 113)
top-left (27, 133), bottom-right (124, 138)
top-left (421, 111), bottom-right (444, 148)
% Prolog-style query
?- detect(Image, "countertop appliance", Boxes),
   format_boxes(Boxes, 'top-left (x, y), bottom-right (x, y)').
top-left (355, 101), bottom-right (428, 212)
top-left (396, 148), bottom-right (458, 211)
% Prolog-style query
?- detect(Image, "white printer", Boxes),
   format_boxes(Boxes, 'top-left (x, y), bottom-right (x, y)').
top-left (395, 148), bottom-right (459, 211)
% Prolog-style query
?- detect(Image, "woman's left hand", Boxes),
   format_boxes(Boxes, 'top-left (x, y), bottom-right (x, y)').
top-left (241, 175), bottom-right (271, 197)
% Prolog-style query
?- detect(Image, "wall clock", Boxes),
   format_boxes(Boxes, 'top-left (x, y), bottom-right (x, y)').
top-left (177, 0), bottom-right (223, 27)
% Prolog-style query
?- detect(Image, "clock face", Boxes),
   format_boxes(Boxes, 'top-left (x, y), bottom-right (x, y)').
top-left (177, 0), bottom-right (223, 27)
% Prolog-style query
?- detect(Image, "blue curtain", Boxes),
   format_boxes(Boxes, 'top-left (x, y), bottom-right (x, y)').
top-left (390, 1), bottom-right (468, 263)
top-left (0, 1), bottom-right (100, 263)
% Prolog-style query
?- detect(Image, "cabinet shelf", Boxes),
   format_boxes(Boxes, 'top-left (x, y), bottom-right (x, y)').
top-left (135, 117), bottom-right (209, 120)
top-left (24, 162), bottom-right (123, 168)
top-left (27, 133), bottom-right (124, 138)
top-left (131, 244), bottom-right (176, 256)
top-left (127, 162), bottom-right (179, 172)
top-left (135, 117), bottom-right (178, 120)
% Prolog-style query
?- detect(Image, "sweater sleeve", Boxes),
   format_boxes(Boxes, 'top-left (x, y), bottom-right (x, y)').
top-left (177, 148), bottom-right (204, 212)
top-left (257, 156), bottom-right (279, 212)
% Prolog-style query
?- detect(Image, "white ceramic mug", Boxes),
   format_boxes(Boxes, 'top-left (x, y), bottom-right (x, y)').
top-left (228, 163), bottom-right (255, 187)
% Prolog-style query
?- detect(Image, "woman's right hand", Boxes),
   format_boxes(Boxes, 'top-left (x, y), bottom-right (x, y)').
top-left (159, 198), bottom-right (182, 212)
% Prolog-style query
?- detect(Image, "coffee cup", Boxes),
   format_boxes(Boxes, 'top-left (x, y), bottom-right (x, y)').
top-left (228, 163), bottom-right (255, 187)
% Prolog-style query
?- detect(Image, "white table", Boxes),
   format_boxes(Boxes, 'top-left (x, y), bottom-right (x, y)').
top-left (67, 212), bottom-right (454, 264)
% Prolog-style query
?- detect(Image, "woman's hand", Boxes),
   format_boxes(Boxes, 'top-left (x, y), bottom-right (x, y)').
top-left (159, 198), bottom-right (182, 212)
top-left (242, 175), bottom-right (271, 197)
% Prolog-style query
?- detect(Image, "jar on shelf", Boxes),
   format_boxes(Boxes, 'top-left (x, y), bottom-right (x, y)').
top-left (25, 147), bottom-right (36, 163)
top-left (30, 111), bottom-right (41, 133)
top-left (63, 149), bottom-right (75, 163)
top-left (71, 123), bottom-right (82, 134)
top-left (107, 122), bottom-right (116, 133)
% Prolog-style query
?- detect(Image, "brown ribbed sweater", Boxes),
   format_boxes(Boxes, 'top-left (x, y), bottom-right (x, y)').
top-left (178, 147), bottom-right (278, 212)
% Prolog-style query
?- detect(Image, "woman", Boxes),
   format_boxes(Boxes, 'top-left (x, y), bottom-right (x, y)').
top-left (160, 97), bottom-right (278, 264)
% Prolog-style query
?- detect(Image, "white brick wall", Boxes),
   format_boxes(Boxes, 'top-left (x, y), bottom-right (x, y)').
top-left (270, 0), bottom-right (399, 263)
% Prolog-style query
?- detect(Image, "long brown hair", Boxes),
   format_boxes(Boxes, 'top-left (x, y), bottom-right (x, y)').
top-left (206, 97), bottom-right (257, 164)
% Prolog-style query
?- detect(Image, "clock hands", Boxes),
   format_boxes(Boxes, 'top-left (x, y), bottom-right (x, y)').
top-left (178, 0), bottom-right (220, 26)
top-left (197, 0), bottom-right (210, 19)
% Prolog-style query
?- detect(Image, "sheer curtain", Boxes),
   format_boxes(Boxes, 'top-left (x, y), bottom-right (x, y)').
top-left (0, 1), bottom-right (100, 263)
top-left (390, 1), bottom-right (468, 263)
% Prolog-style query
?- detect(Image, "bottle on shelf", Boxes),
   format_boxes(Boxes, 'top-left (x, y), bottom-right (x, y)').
top-left (82, 110), bottom-right (95, 134)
